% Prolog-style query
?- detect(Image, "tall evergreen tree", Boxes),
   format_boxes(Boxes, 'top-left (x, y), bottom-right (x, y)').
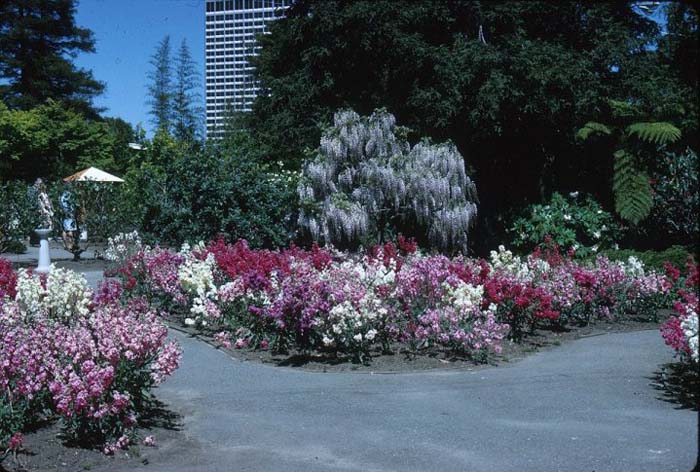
top-left (173, 39), bottom-right (202, 142)
top-left (146, 36), bottom-right (173, 133)
top-left (0, 0), bottom-right (104, 116)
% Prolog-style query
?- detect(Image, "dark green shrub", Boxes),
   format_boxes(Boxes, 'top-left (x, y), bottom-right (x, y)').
top-left (127, 145), bottom-right (297, 248)
top-left (597, 245), bottom-right (694, 271)
top-left (649, 148), bottom-right (699, 247)
top-left (509, 192), bottom-right (622, 257)
top-left (0, 181), bottom-right (39, 253)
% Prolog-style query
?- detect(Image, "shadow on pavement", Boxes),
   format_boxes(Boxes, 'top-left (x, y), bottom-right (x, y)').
top-left (649, 362), bottom-right (700, 411)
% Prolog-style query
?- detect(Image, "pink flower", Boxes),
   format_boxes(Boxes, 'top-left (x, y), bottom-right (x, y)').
top-left (8, 432), bottom-right (23, 451)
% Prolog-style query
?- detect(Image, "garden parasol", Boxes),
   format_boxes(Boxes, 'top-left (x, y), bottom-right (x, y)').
top-left (63, 167), bottom-right (124, 183)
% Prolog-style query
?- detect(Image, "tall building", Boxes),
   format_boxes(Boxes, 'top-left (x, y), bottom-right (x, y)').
top-left (205, 0), bottom-right (292, 137)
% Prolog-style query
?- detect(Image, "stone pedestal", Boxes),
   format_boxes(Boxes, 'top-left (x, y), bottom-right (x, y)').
top-left (35, 228), bottom-right (52, 273)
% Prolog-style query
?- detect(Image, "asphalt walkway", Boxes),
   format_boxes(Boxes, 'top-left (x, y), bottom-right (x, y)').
top-left (133, 329), bottom-right (698, 472)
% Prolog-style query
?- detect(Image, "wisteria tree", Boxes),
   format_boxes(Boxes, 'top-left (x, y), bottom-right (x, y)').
top-left (298, 109), bottom-right (478, 253)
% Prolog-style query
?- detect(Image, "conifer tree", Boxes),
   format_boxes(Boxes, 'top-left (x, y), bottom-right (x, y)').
top-left (173, 39), bottom-right (202, 141)
top-left (0, 0), bottom-right (104, 116)
top-left (146, 36), bottom-right (173, 133)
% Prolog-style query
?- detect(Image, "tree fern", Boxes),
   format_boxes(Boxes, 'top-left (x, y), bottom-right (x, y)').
top-left (613, 150), bottom-right (653, 225)
top-left (608, 99), bottom-right (638, 119)
top-left (626, 122), bottom-right (682, 145)
top-left (576, 98), bottom-right (682, 225)
top-left (575, 121), bottom-right (612, 141)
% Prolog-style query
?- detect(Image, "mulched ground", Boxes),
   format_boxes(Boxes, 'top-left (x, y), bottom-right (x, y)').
top-left (172, 311), bottom-right (673, 374)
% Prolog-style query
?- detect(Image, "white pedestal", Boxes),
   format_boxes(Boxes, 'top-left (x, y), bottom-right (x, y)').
top-left (35, 228), bottom-right (52, 273)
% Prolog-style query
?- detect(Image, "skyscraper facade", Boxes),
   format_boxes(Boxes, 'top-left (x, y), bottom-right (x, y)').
top-left (205, 0), bottom-right (292, 137)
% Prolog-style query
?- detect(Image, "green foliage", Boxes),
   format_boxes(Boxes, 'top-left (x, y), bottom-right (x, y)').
top-left (50, 181), bottom-right (130, 260)
top-left (146, 36), bottom-right (203, 141)
top-left (0, 181), bottom-right (40, 253)
top-left (612, 150), bottom-right (653, 225)
top-left (0, 0), bottom-right (104, 116)
top-left (597, 245), bottom-right (693, 272)
top-left (0, 395), bottom-right (27, 459)
top-left (577, 99), bottom-right (683, 226)
top-left (173, 39), bottom-right (203, 142)
top-left (509, 192), bottom-right (621, 257)
top-left (575, 122), bottom-right (612, 141)
top-left (649, 148), bottom-right (700, 245)
top-left (248, 1), bottom-right (683, 252)
top-left (626, 122), bottom-right (682, 145)
top-left (147, 36), bottom-right (174, 133)
top-left (123, 139), bottom-right (297, 248)
top-left (0, 99), bottom-right (117, 181)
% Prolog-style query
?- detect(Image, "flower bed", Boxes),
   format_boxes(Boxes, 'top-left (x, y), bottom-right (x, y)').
top-left (0, 263), bottom-right (181, 458)
top-left (661, 259), bottom-right (699, 364)
top-left (108, 234), bottom-right (677, 364)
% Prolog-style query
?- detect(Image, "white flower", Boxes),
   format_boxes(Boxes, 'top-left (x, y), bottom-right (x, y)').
top-left (353, 333), bottom-right (363, 342)
top-left (591, 245), bottom-right (599, 253)
top-left (569, 191), bottom-right (579, 198)
top-left (563, 214), bottom-right (572, 221)
top-left (179, 253), bottom-right (219, 319)
top-left (681, 310), bottom-right (699, 362)
top-left (624, 256), bottom-right (645, 277)
top-left (593, 231), bottom-right (601, 239)
top-left (489, 246), bottom-right (529, 280)
top-left (15, 267), bottom-right (92, 323)
top-left (184, 318), bottom-right (195, 326)
top-left (365, 329), bottom-right (377, 341)
top-left (105, 231), bottom-right (143, 263)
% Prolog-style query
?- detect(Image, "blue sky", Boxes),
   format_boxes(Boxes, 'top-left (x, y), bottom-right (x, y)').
top-left (74, 0), bottom-right (205, 135)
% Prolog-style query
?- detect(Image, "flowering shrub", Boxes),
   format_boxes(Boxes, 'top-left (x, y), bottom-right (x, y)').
top-left (661, 259), bottom-right (699, 364)
top-left (509, 192), bottom-right (621, 257)
top-left (111, 237), bottom-right (674, 364)
top-left (104, 231), bottom-right (144, 275)
top-left (0, 258), bottom-right (17, 300)
top-left (0, 266), bottom-right (180, 457)
top-left (15, 266), bottom-right (92, 322)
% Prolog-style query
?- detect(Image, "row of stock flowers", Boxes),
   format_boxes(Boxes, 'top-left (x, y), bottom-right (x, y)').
top-left (0, 257), bottom-right (181, 458)
top-left (105, 232), bottom-right (695, 366)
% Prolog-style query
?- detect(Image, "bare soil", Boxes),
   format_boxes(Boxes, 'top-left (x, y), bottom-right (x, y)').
top-left (1, 400), bottom-right (194, 472)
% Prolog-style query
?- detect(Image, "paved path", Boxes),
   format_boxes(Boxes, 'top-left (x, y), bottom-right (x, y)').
top-left (129, 329), bottom-right (697, 472)
top-left (3, 244), bottom-right (105, 288)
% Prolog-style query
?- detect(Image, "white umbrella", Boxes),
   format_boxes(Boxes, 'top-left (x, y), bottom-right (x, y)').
top-left (63, 167), bottom-right (125, 183)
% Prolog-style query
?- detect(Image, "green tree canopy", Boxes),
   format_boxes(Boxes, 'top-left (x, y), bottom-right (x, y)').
top-left (0, 99), bottom-right (117, 181)
top-left (0, 0), bottom-right (104, 116)
top-left (247, 0), bottom-right (689, 249)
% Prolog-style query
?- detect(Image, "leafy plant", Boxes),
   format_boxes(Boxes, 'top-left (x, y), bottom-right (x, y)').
top-left (577, 100), bottom-right (683, 225)
top-left (0, 181), bottom-right (39, 253)
top-left (125, 141), bottom-right (297, 249)
top-left (49, 181), bottom-right (129, 260)
top-left (509, 192), bottom-right (621, 257)
top-left (649, 148), bottom-right (699, 246)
